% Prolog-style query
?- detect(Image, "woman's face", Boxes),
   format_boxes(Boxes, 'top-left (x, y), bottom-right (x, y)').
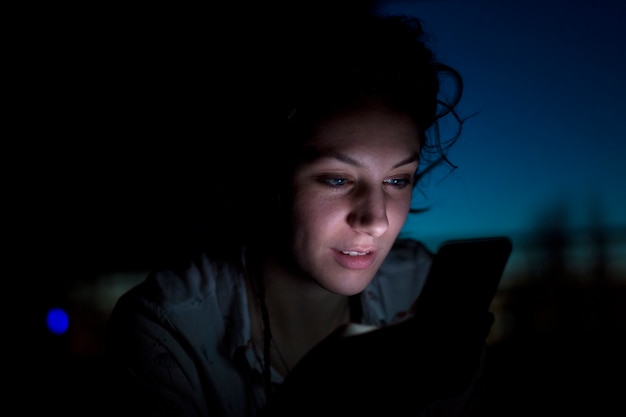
top-left (288, 102), bottom-right (421, 295)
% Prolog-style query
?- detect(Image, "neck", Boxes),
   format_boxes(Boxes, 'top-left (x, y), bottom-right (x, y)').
top-left (246, 250), bottom-right (352, 375)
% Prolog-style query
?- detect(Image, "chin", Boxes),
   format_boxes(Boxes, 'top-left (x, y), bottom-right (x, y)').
top-left (320, 273), bottom-right (375, 296)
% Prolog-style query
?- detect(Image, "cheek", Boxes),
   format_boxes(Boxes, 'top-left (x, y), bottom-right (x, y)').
top-left (291, 192), bottom-right (338, 230)
top-left (292, 191), bottom-right (413, 236)
top-left (388, 192), bottom-right (413, 226)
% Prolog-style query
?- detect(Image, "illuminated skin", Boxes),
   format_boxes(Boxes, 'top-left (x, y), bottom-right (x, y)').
top-left (288, 101), bottom-right (421, 296)
top-left (253, 101), bottom-right (422, 374)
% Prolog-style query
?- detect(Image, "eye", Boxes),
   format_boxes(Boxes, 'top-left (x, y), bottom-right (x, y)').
top-left (322, 177), bottom-right (349, 187)
top-left (384, 177), bottom-right (412, 189)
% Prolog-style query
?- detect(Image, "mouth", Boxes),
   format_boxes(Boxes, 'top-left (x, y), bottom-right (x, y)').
top-left (341, 250), bottom-right (369, 256)
top-left (333, 249), bottom-right (377, 270)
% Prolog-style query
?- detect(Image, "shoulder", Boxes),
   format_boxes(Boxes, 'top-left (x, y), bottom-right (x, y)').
top-left (381, 238), bottom-right (433, 270)
top-left (360, 239), bottom-right (434, 325)
top-left (109, 248), bottom-right (247, 329)
top-left (103, 249), bottom-right (252, 416)
top-left (375, 239), bottom-right (433, 286)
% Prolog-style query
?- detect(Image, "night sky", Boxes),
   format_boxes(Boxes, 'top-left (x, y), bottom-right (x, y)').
top-left (12, 2), bottom-right (624, 415)
top-left (375, 0), bottom-right (626, 248)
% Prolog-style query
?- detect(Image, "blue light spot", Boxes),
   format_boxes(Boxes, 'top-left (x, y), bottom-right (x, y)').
top-left (47, 307), bottom-right (69, 335)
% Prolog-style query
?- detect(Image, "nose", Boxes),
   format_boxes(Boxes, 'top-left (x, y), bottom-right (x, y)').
top-left (347, 186), bottom-right (389, 237)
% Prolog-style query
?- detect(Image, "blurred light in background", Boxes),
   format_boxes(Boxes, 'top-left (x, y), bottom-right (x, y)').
top-left (46, 307), bottom-right (69, 335)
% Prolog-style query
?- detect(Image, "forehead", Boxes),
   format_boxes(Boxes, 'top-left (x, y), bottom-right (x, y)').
top-left (306, 102), bottom-right (421, 155)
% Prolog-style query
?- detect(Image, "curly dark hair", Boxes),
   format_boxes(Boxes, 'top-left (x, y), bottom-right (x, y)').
top-left (277, 13), bottom-right (465, 186)
top-left (202, 4), bottom-right (467, 253)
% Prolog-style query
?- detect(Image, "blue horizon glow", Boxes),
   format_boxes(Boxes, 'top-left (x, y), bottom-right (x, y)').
top-left (376, 0), bottom-right (626, 247)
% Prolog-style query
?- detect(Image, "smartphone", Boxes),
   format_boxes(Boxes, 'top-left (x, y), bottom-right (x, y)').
top-left (413, 236), bottom-right (513, 316)
top-left (267, 237), bottom-right (514, 416)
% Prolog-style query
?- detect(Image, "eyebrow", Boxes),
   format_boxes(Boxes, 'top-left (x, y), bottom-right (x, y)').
top-left (323, 150), bottom-right (420, 168)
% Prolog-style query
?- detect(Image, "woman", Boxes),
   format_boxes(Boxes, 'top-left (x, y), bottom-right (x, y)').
top-left (104, 6), bottom-right (487, 416)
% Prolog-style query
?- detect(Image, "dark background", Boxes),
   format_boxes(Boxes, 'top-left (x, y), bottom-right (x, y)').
top-left (9, 1), bottom-right (625, 415)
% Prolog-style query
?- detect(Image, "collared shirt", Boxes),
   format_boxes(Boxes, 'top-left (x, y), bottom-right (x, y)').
top-left (105, 239), bottom-right (480, 416)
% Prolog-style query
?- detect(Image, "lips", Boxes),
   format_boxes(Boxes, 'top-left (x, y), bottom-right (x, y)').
top-left (341, 250), bottom-right (368, 256)
top-left (332, 249), bottom-right (377, 270)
